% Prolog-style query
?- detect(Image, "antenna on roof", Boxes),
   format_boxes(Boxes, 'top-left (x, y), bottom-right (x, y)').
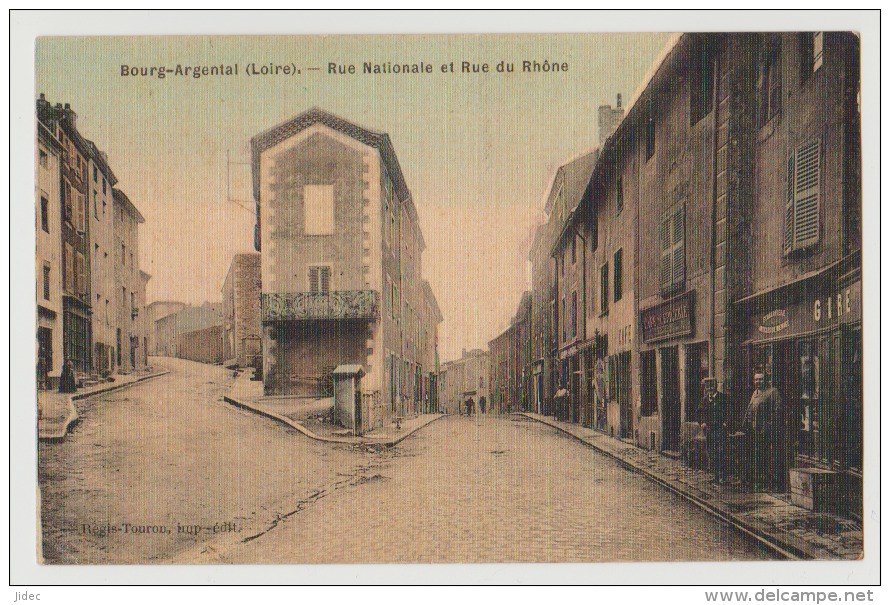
top-left (226, 148), bottom-right (254, 214)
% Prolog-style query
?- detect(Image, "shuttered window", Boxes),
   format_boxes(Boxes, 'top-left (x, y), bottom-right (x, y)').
top-left (784, 140), bottom-right (821, 255)
top-left (308, 266), bottom-right (331, 294)
top-left (64, 243), bottom-right (74, 293)
top-left (659, 205), bottom-right (685, 294)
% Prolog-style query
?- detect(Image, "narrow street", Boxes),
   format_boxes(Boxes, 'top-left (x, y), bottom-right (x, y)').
top-left (39, 358), bottom-right (776, 564)
top-left (38, 357), bottom-right (376, 564)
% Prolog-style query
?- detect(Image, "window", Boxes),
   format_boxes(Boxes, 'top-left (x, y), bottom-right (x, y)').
top-left (303, 184), bottom-right (334, 235)
top-left (645, 114), bottom-right (656, 160)
top-left (43, 264), bottom-right (51, 300)
top-left (561, 297), bottom-right (566, 342)
top-left (308, 266), bottom-right (331, 294)
top-left (600, 262), bottom-right (609, 315)
top-left (102, 178), bottom-right (106, 194)
top-left (40, 196), bottom-right (49, 232)
top-left (690, 42), bottom-right (715, 125)
top-left (659, 205), bottom-right (685, 294)
top-left (784, 140), bottom-right (822, 254)
top-left (571, 234), bottom-right (576, 264)
top-left (121, 243), bottom-right (126, 265)
top-left (640, 350), bottom-right (658, 416)
top-left (93, 191), bottom-right (98, 219)
top-left (131, 291), bottom-right (136, 310)
top-left (75, 252), bottom-right (85, 296)
top-left (93, 166), bottom-right (98, 182)
top-left (39, 149), bottom-right (48, 168)
top-left (758, 38), bottom-right (782, 126)
top-left (571, 292), bottom-right (577, 339)
top-left (614, 248), bottom-right (623, 302)
top-left (64, 243), bottom-right (74, 293)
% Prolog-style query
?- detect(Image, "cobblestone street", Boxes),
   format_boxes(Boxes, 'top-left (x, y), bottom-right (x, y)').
top-left (38, 357), bottom-right (376, 564)
top-left (214, 415), bottom-right (777, 563)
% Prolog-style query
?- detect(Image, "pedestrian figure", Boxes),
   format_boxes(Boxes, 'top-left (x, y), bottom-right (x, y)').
top-left (59, 359), bottom-right (77, 394)
top-left (479, 395), bottom-right (487, 415)
top-left (465, 396), bottom-right (475, 417)
top-left (701, 378), bottom-right (727, 484)
top-left (743, 373), bottom-right (784, 491)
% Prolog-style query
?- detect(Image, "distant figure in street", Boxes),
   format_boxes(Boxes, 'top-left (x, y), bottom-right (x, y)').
top-left (743, 373), bottom-right (784, 491)
top-left (479, 395), bottom-right (487, 414)
top-left (701, 378), bottom-right (727, 484)
top-left (465, 397), bottom-right (475, 417)
top-left (59, 359), bottom-right (77, 394)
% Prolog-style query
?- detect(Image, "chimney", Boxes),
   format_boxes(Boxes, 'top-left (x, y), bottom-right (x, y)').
top-left (616, 93), bottom-right (622, 108)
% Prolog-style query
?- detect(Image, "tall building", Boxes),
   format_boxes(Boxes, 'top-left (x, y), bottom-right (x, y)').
top-left (35, 109), bottom-right (64, 389)
top-left (521, 32), bottom-right (862, 518)
top-left (112, 188), bottom-right (147, 373)
top-left (36, 98), bottom-right (92, 374)
top-left (251, 108), bottom-right (441, 424)
top-left (85, 141), bottom-right (119, 375)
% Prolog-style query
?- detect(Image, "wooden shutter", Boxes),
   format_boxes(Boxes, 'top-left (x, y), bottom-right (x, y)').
top-left (659, 215), bottom-right (671, 291)
top-left (671, 205), bottom-right (685, 290)
top-left (308, 267), bottom-right (319, 293)
top-left (320, 267), bottom-right (330, 294)
top-left (783, 154), bottom-right (795, 255)
top-left (793, 140), bottom-right (821, 250)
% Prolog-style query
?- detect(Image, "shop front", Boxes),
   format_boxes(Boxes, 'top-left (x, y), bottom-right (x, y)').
top-left (740, 261), bottom-right (861, 518)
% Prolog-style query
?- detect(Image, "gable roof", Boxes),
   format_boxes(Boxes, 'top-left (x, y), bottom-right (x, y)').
top-left (250, 107), bottom-right (411, 204)
top-left (112, 188), bottom-right (145, 224)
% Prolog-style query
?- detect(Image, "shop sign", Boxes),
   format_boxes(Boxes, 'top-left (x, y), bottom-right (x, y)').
top-left (752, 280), bottom-right (861, 342)
top-left (640, 291), bottom-right (694, 343)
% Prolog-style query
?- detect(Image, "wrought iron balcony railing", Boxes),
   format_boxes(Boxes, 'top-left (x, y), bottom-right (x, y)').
top-left (262, 290), bottom-right (380, 322)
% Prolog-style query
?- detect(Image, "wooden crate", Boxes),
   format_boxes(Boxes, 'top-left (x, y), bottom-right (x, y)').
top-left (789, 468), bottom-right (839, 512)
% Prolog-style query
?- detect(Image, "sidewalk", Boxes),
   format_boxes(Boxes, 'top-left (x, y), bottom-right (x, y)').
top-left (37, 367), bottom-right (169, 441)
top-left (519, 412), bottom-right (863, 561)
top-left (223, 371), bottom-right (443, 446)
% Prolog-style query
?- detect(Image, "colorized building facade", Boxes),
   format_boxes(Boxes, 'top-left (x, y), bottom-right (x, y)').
top-left (35, 115), bottom-right (64, 389)
top-left (514, 32), bottom-right (861, 517)
top-left (251, 108), bottom-right (440, 425)
top-left (112, 188), bottom-right (148, 373)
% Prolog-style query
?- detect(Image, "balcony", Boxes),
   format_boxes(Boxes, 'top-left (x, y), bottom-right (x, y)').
top-left (262, 290), bottom-right (380, 322)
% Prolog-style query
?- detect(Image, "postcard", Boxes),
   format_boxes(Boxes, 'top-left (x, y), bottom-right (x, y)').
top-left (14, 11), bottom-right (879, 588)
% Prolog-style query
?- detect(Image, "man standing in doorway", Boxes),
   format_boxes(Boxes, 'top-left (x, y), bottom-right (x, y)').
top-left (743, 373), bottom-right (784, 491)
top-left (702, 378), bottom-right (727, 485)
top-left (479, 395), bottom-right (487, 415)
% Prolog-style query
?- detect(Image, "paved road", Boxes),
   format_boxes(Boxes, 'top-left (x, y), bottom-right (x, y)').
top-left (38, 357), bottom-right (374, 564)
top-left (214, 415), bottom-right (777, 563)
top-left (39, 360), bottom-right (775, 564)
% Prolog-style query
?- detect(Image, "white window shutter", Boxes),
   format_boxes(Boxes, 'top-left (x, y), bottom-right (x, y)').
top-left (793, 140), bottom-right (821, 250)
top-left (783, 154), bottom-right (795, 255)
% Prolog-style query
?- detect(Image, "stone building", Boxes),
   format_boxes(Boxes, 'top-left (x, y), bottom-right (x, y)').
top-left (251, 108), bottom-right (440, 424)
top-left (85, 140), bottom-right (119, 376)
top-left (489, 292), bottom-right (532, 415)
top-left (521, 32), bottom-right (861, 518)
top-left (146, 300), bottom-right (187, 356)
top-left (35, 112), bottom-right (64, 389)
top-left (112, 188), bottom-right (148, 373)
top-left (221, 253), bottom-right (262, 368)
top-left (439, 348), bottom-right (490, 415)
top-left (37, 99), bottom-right (93, 374)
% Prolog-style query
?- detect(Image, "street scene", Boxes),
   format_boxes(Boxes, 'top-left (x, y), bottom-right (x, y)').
top-left (33, 31), bottom-right (864, 566)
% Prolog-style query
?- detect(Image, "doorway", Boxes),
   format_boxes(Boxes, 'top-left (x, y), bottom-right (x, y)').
top-left (661, 346), bottom-right (680, 452)
top-left (615, 351), bottom-right (633, 438)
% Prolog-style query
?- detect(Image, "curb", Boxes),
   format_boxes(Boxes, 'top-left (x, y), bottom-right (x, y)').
top-left (223, 393), bottom-right (444, 447)
top-left (39, 370), bottom-right (170, 442)
top-left (518, 412), bottom-right (815, 561)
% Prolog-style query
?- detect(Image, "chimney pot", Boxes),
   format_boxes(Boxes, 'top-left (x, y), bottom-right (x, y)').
top-left (617, 93), bottom-right (622, 108)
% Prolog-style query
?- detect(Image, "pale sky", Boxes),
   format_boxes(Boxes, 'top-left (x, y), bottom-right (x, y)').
top-left (36, 33), bottom-right (670, 362)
